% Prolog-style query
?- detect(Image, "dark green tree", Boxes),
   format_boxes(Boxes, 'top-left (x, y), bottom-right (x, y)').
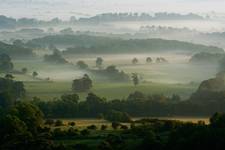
top-left (96, 57), bottom-right (103, 69)
top-left (11, 102), bottom-right (44, 133)
top-left (0, 54), bottom-right (14, 72)
top-left (131, 73), bottom-right (139, 86)
top-left (32, 71), bottom-right (38, 78)
top-left (72, 74), bottom-right (92, 92)
top-left (132, 58), bottom-right (138, 65)
top-left (146, 57), bottom-right (153, 63)
top-left (77, 60), bottom-right (88, 69)
top-left (0, 92), bottom-right (14, 108)
top-left (21, 67), bottom-right (28, 74)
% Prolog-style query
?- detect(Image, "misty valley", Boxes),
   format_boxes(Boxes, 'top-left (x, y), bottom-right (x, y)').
top-left (1, 7), bottom-right (225, 150)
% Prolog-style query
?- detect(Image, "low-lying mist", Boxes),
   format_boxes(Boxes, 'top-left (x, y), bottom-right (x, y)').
top-left (12, 53), bottom-right (219, 84)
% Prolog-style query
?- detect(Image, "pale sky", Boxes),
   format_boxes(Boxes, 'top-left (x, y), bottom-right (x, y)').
top-left (0, 0), bottom-right (225, 19)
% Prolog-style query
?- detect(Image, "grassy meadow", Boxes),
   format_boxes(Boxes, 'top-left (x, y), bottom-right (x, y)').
top-left (24, 81), bottom-right (197, 100)
top-left (3, 53), bottom-right (218, 101)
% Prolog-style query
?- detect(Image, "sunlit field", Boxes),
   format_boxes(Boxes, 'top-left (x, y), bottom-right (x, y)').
top-left (60, 117), bottom-right (210, 128)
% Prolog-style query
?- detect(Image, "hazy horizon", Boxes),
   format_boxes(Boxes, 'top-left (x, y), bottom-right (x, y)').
top-left (1, 0), bottom-right (225, 20)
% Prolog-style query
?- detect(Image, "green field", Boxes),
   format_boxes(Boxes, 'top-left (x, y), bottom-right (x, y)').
top-left (2, 54), bottom-right (207, 101)
top-left (24, 81), bottom-right (197, 101)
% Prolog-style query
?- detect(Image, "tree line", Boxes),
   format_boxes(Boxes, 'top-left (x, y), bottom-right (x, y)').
top-left (31, 90), bottom-right (225, 119)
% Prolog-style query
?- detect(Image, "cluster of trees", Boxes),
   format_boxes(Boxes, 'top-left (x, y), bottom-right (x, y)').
top-left (103, 110), bottom-right (132, 122)
top-left (196, 77), bottom-right (225, 92)
top-left (2, 95), bottom-right (225, 150)
top-left (31, 85), bottom-right (225, 119)
top-left (0, 96), bottom-right (54, 150)
top-left (156, 57), bottom-right (168, 63)
top-left (44, 49), bottom-right (68, 64)
top-left (76, 57), bottom-right (103, 70)
top-left (1, 78), bottom-right (225, 149)
top-left (189, 52), bottom-right (225, 64)
top-left (75, 58), bottom-right (130, 82)
top-left (72, 74), bottom-right (93, 92)
top-left (97, 114), bottom-right (225, 150)
top-left (132, 57), bottom-right (168, 64)
top-left (91, 65), bottom-right (130, 82)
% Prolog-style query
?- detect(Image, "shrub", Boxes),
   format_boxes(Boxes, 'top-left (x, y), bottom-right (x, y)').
top-left (104, 110), bottom-right (132, 123)
top-left (80, 129), bottom-right (90, 136)
top-left (55, 120), bottom-right (63, 126)
top-left (87, 125), bottom-right (97, 130)
top-left (53, 128), bottom-right (65, 137)
top-left (101, 125), bottom-right (108, 131)
top-left (120, 125), bottom-right (128, 130)
top-left (68, 121), bottom-right (76, 127)
top-left (67, 127), bottom-right (79, 137)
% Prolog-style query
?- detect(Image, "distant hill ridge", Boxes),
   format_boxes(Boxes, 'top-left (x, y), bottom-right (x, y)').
top-left (26, 34), bottom-right (224, 54)
top-left (0, 12), bottom-right (204, 29)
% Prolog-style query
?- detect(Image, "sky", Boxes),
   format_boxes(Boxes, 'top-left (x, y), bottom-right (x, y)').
top-left (0, 0), bottom-right (225, 20)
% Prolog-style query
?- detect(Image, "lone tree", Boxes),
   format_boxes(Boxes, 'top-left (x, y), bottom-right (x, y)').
top-left (32, 71), bottom-right (38, 78)
top-left (146, 57), bottom-right (152, 63)
top-left (156, 58), bottom-right (161, 63)
top-left (21, 67), bottom-right (28, 74)
top-left (0, 54), bottom-right (14, 72)
top-left (96, 57), bottom-right (103, 69)
top-left (131, 73), bottom-right (139, 86)
top-left (72, 74), bottom-right (92, 92)
top-left (132, 58), bottom-right (138, 65)
top-left (77, 61), bottom-right (88, 70)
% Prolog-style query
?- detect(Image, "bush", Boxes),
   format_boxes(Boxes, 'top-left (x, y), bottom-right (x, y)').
top-left (80, 129), bottom-right (90, 136)
top-left (104, 110), bottom-right (132, 123)
top-left (68, 121), bottom-right (76, 127)
top-left (55, 120), bottom-right (63, 126)
top-left (101, 125), bottom-right (108, 130)
top-left (53, 128), bottom-right (65, 137)
top-left (120, 125), bottom-right (128, 130)
top-left (67, 127), bottom-right (79, 137)
top-left (87, 125), bottom-right (97, 130)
